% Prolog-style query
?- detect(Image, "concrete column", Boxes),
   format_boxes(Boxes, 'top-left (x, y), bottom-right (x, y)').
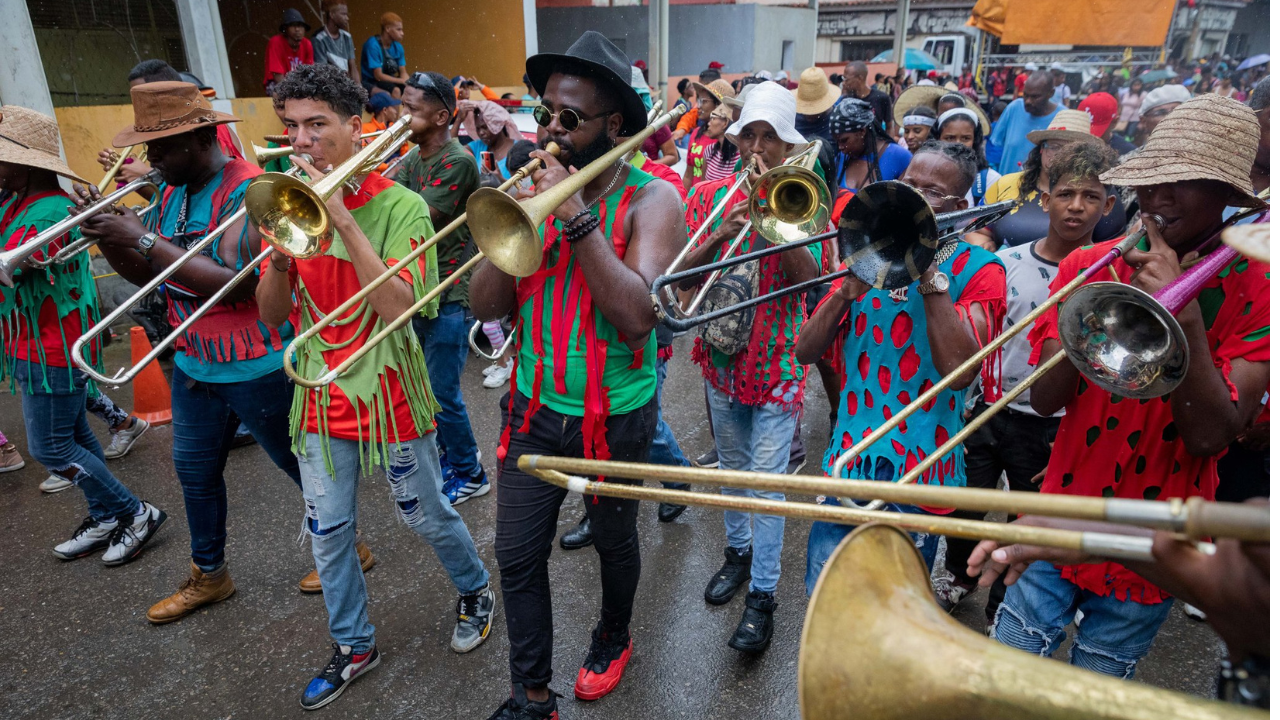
top-left (523, 0), bottom-right (539, 59)
top-left (174, 0), bottom-right (237, 98)
top-left (0, 0), bottom-right (56, 117)
top-left (891, 0), bottom-right (911, 70)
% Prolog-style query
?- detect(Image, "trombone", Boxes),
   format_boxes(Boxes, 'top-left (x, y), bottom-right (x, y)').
top-left (0, 172), bottom-right (162, 287)
top-left (830, 201), bottom-right (1266, 511)
top-left (652, 181), bottom-right (1016, 331)
top-left (468, 320), bottom-right (514, 362)
top-left (97, 145), bottom-right (148, 193)
top-left (280, 140), bottom-right (560, 388)
top-left (252, 131), bottom-right (381, 168)
top-left (519, 455), bottom-right (1268, 561)
top-left (71, 164), bottom-right (308, 386)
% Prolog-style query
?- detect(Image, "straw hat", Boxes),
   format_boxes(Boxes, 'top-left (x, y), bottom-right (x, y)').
top-left (689, 79), bottom-right (736, 106)
top-left (113, 81), bottom-right (239, 147)
top-left (1100, 94), bottom-right (1265, 209)
top-left (793, 66), bottom-right (841, 115)
top-left (0, 106), bottom-right (87, 183)
top-left (1026, 109), bottom-right (1102, 146)
top-left (892, 84), bottom-right (989, 134)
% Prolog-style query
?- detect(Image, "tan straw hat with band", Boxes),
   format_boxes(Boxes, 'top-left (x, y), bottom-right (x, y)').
top-left (892, 84), bottom-right (989, 134)
top-left (793, 66), bottom-right (841, 115)
top-left (113, 81), bottom-right (239, 147)
top-left (0, 106), bottom-right (87, 183)
top-left (689, 79), bottom-right (736, 107)
top-left (1026, 109), bottom-right (1102, 147)
top-left (1099, 94), bottom-right (1265, 209)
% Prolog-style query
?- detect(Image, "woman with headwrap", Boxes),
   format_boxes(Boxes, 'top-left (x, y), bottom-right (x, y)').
top-left (933, 107), bottom-right (1000, 206)
top-left (454, 99), bottom-right (522, 179)
top-left (829, 98), bottom-right (911, 194)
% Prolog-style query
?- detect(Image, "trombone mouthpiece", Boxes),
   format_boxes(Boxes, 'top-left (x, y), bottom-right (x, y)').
top-left (545, 142), bottom-right (560, 157)
top-left (1149, 214), bottom-right (1167, 232)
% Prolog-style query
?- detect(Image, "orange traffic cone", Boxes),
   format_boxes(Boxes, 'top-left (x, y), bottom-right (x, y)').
top-left (129, 326), bottom-right (172, 426)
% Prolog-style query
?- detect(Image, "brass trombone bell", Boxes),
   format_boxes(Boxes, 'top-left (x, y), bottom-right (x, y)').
top-left (801, 524), bottom-right (1263, 720)
top-left (750, 162), bottom-right (832, 244)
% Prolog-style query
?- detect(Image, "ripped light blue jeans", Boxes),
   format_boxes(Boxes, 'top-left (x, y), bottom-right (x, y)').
top-left (297, 432), bottom-right (489, 652)
top-left (993, 560), bottom-right (1173, 679)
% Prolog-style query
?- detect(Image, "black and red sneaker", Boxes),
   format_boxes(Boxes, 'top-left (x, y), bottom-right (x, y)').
top-left (487, 686), bottom-right (559, 720)
top-left (299, 643), bottom-right (380, 710)
top-left (574, 622), bottom-right (633, 701)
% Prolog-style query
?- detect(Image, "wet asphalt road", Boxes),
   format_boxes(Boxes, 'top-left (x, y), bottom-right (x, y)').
top-left (0, 336), bottom-right (1226, 719)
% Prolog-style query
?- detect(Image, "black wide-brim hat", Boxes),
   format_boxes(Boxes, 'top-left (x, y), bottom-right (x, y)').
top-left (525, 30), bottom-right (648, 136)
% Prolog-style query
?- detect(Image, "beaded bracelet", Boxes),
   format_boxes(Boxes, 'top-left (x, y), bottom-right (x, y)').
top-left (564, 215), bottom-right (600, 244)
top-left (564, 206), bottom-right (593, 229)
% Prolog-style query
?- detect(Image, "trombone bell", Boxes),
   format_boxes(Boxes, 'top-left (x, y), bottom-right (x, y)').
top-left (837, 181), bottom-right (938, 290)
top-left (801, 524), bottom-right (1260, 720)
top-left (1057, 281), bottom-right (1189, 399)
top-left (244, 172), bottom-right (332, 259)
top-left (465, 187), bottom-right (548, 278)
top-left (751, 165), bottom-right (832, 244)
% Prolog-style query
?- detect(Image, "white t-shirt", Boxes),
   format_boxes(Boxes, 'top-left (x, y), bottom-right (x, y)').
top-left (994, 240), bottom-right (1063, 417)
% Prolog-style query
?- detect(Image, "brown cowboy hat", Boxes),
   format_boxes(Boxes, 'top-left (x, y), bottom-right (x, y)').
top-left (0, 106), bottom-right (87, 183)
top-left (113, 81), bottom-right (239, 147)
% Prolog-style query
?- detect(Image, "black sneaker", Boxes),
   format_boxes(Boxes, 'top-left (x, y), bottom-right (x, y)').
top-left (693, 449), bottom-right (719, 468)
top-left (786, 456), bottom-right (806, 475)
top-left (657, 483), bottom-right (689, 523)
top-left (575, 622), bottom-right (633, 701)
top-left (728, 590), bottom-right (776, 653)
top-left (704, 545), bottom-right (752, 605)
top-left (487, 686), bottom-right (560, 720)
top-left (559, 515), bottom-right (593, 551)
top-left (299, 643), bottom-right (380, 710)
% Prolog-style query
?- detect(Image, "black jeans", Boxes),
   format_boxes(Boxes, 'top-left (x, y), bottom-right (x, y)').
top-left (495, 390), bottom-right (657, 688)
top-left (1215, 440), bottom-right (1269, 503)
top-left (944, 403), bottom-right (1059, 616)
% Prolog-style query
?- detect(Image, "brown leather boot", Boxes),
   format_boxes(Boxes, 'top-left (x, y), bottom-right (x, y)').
top-left (298, 538), bottom-right (376, 594)
top-left (147, 562), bottom-right (236, 625)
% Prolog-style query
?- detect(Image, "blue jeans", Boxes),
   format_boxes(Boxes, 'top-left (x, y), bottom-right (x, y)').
top-left (652, 357), bottom-right (691, 488)
top-left (994, 560), bottom-right (1174, 678)
top-left (171, 365), bottom-right (300, 571)
top-left (804, 458), bottom-right (940, 595)
top-left (706, 384), bottom-right (796, 594)
top-left (412, 303), bottom-right (481, 478)
top-left (297, 432), bottom-right (489, 652)
top-left (14, 361), bottom-right (140, 520)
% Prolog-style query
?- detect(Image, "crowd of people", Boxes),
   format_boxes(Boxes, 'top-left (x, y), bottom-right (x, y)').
top-left (0, 10), bottom-right (1270, 718)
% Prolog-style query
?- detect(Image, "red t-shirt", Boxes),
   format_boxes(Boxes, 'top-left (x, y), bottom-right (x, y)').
top-left (1014, 72), bottom-right (1028, 96)
top-left (264, 35), bottom-right (314, 88)
top-left (1028, 239), bottom-right (1271, 603)
top-left (641, 158), bottom-right (683, 193)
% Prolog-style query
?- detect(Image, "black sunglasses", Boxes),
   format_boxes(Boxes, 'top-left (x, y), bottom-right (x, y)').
top-left (532, 104), bottom-right (612, 132)
top-left (406, 73), bottom-right (453, 112)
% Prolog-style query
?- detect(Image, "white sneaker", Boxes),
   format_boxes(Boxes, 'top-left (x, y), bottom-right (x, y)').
top-left (1184, 603), bottom-right (1207, 621)
top-left (102, 501), bottom-right (167, 566)
top-left (481, 362), bottom-right (501, 377)
top-left (40, 475), bottom-right (74, 493)
top-left (104, 417), bottom-right (150, 459)
top-left (53, 516), bottom-right (119, 560)
top-left (483, 359), bottom-right (513, 389)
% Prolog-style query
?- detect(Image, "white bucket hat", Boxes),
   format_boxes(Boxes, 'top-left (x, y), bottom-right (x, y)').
top-left (726, 81), bottom-right (807, 146)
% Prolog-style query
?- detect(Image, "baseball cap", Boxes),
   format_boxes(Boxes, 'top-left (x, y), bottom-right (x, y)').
top-left (368, 92), bottom-right (401, 112)
top-left (1077, 92), bottom-right (1118, 136)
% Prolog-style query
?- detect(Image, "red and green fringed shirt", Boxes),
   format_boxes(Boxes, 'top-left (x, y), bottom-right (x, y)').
top-left (684, 174), bottom-right (824, 411)
top-left (499, 164), bottom-right (659, 465)
top-left (0, 190), bottom-right (102, 395)
top-left (284, 173), bottom-right (440, 474)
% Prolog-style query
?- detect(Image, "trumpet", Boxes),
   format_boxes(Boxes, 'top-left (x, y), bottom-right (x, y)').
top-left (659, 143), bottom-right (832, 321)
top-left (245, 116), bottom-right (413, 259)
top-left (0, 172), bottom-right (162, 288)
top-left (71, 165), bottom-right (308, 386)
top-left (253, 131), bottom-right (381, 168)
top-left (652, 181), bottom-right (1016, 332)
top-left (281, 143), bottom-right (560, 388)
top-left (519, 455), bottom-right (1268, 560)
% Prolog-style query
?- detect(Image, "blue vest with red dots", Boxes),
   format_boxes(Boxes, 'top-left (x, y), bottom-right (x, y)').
top-left (822, 243), bottom-right (1003, 492)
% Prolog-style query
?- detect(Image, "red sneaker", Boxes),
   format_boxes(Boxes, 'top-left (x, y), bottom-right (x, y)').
top-left (574, 624), bottom-right (633, 701)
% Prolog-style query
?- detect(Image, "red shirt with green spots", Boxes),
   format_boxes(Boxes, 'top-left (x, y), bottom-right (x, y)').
top-left (1029, 238), bottom-right (1270, 603)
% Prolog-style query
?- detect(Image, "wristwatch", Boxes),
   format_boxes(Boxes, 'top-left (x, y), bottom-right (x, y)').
top-left (137, 232), bottom-right (159, 259)
top-left (917, 270), bottom-right (950, 295)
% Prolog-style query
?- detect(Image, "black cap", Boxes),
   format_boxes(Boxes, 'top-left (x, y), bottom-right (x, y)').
top-left (280, 8), bottom-right (310, 34)
top-left (525, 31), bottom-right (647, 136)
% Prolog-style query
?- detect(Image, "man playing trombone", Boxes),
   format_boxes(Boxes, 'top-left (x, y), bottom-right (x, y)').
top-left (794, 141), bottom-right (1007, 592)
top-left (673, 81), bottom-right (821, 655)
top-left (74, 81), bottom-right (339, 624)
top-left (254, 64), bottom-right (493, 710)
top-left (468, 31), bottom-right (684, 718)
top-left (0, 106), bottom-right (166, 567)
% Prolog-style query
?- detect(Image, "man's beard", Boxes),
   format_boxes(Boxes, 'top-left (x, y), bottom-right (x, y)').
top-left (540, 127), bottom-right (615, 170)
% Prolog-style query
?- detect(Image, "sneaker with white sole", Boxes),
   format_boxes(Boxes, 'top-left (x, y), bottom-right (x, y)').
top-left (933, 570), bottom-right (976, 613)
top-left (102, 502), bottom-right (167, 566)
top-left (40, 475), bottom-right (73, 493)
top-left (53, 516), bottom-right (119, 560)
top-left (446, 468), bottom-right (491, 506)
top-left (300, 643), bottom-right (380, 710)
top-left (103, 417), bottom-right (150, 459)
top-left (0, 443), bottom-right (25, 473)
top-left (483, 359), bottom-right (513, 389)
top-left (452, 584), bottom-right (496, 653)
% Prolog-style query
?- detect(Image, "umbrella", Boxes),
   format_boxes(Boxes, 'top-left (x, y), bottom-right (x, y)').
top-left (1138, 68), bottom-right (1178, 84)
top-left (870, 48), bottom-right (939, 71)
top-left (1237, 54), bottom-right (1270, 71)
